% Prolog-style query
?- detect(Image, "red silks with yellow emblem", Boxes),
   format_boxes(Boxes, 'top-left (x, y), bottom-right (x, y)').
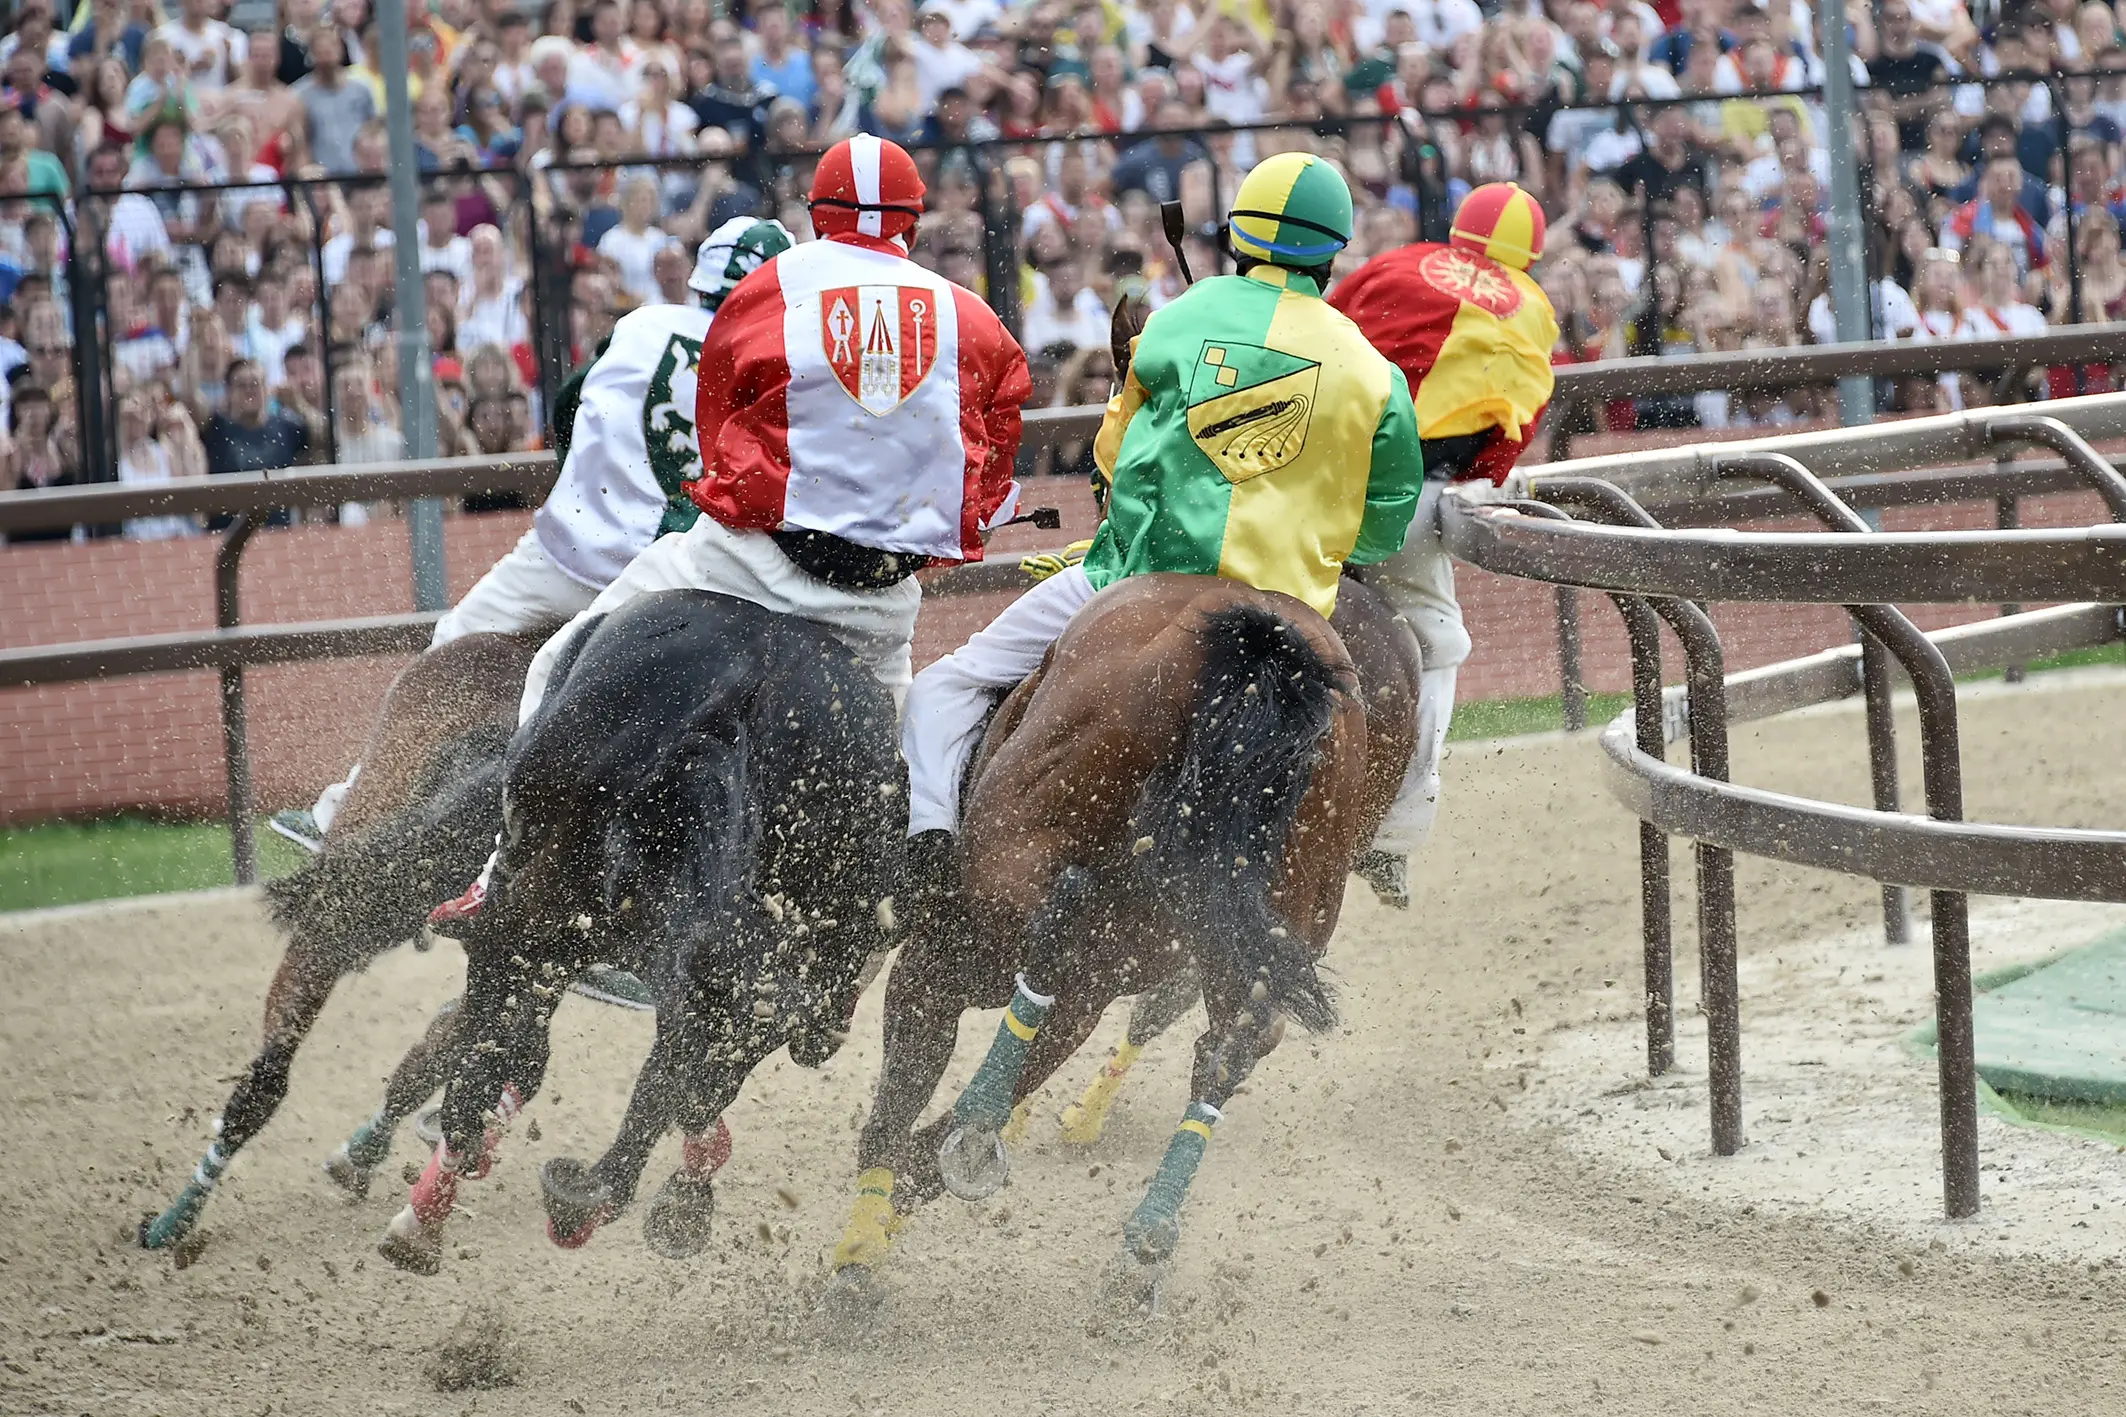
top-left (1329, 237), bottom-right (1560, 486)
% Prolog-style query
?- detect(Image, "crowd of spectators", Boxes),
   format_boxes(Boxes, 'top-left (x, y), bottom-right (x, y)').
top-left (0, 0), bottom-right (2122, 536)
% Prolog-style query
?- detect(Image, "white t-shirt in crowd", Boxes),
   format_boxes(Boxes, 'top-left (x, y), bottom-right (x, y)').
top-left (1019, 279), bottom-right (1111, 354)
top-left (1807, 280), bottom-right (1921, 344)
top-left (911, 35), bottom-right (985, 109)
top-left (1195, 50), bottom-right (1267, 127)
top-left (924, 0), bottom-right (1002, 40)
top-left (321, 228), bottom-right (396, 285)
top-left (460, 284), bottom-right (529, 352)
top-left (598, 224), bottom-right (673, 306)
top-left (246, 312), bottom-right (307, 389)
top-left (1954, 302), bottom-right (2048, 340)
top-left (118, 440), bottom-right (196, 541)
top-left (155, 19), bottom-right (246, 91)
top-left (417, 224), bottom-right (475, 289)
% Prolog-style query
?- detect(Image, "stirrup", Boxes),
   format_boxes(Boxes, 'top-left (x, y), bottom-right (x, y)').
top-left (1352, 849), bottom-right (1410, 910)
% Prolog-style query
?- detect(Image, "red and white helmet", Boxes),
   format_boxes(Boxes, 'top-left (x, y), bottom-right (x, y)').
top-left (809, 134), bottom-right (926, 244)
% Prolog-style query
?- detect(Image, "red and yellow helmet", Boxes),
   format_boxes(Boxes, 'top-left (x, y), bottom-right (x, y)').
top-left (809, 134), bottom-right (926, 244)
top-left (1449, 182), bottom-right (1546, 271)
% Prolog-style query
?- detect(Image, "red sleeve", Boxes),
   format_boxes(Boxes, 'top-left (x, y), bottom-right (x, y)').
top-left (691, 260), bottom-right (776, 470)
top-left (950, 286), bottom-right (1031, 558)
top-left (1462, 403), bottom-right (1548, 488)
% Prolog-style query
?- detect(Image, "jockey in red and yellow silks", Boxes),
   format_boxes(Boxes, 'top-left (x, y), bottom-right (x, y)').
top-left (1326, 182), bottom-right (1560, 904)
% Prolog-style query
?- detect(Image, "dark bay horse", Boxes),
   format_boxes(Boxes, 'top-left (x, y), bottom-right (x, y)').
top-left (141, 631), bottom-right (544, 1250)
top-left (824, 571), bottom-right (1419, 1317)
top-left (378, 589), bottom-right (905, 1274)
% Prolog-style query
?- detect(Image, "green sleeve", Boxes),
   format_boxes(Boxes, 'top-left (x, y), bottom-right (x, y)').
top-left (1348, 366), bottom-right (1426, 567)
top-left (548, 334), bottom-right (612, 469)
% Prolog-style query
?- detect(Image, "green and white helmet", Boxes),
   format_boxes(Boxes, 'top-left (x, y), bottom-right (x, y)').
top-left (689, 216), bottom-right (796, 305)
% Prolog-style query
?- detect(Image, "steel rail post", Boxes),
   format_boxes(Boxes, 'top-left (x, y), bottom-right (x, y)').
top-left (214, 515), bottom-right (262, 885)
top-left (1525, 483), bottom-right (1746, 1111)
top-left (1556, 586), bottom-right (1588, 732)
top-left (1716, 453), bottom-right (1978, 1217)
top-left (1981, 414), bottom-right (2126, 520)
top-left (1714, 452), bottom-right (1912, 942)
top-left (1513, 498), bottom-right (1676, 1075)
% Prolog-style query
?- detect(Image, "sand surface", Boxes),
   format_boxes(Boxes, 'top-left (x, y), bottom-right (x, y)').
top-left (4, 678), bottom-right (2125, 1416)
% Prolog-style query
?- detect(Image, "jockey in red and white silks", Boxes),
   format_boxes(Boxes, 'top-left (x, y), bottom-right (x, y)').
top-left (517, 133), bottom-right (1032, 722)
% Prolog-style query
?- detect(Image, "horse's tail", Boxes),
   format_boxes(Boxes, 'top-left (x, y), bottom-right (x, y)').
top-left (264, 723), bottom-right (511, 968)
top-left (1131, 603), bottom-right (1344, 1033)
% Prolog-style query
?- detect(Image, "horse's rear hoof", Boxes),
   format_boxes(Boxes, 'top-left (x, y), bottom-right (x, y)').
top-left (937, 1125), bottom-right (1009, 1202)
top-left (1095, 1252), bottom-right (1168, 1319)
top-left (412, 1103), bottom-right (444, 1147)
top-left (540, 1156), bottom-right (615, 1246)
top-left (1058, 1100), bottom-right (1109, 1148)
top-left (322, 1143), bottom-right (372, 1199)
top-left (378, 1205), bottom-right (443, 1275)
top-left (818, 1265), bottom-right (886, 1335)
top-left (641, 1171), bottom-right (715, 1259)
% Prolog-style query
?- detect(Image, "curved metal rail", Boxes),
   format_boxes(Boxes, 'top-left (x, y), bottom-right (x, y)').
top-left (1447, 398), bottom-right (2126, 1220)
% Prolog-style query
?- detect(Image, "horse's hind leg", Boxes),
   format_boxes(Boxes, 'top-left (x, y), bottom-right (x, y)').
top-left (933, 867), bottom-right (1094, 1200)
top-left (323, 995), bottom-right (463, 1198)
top-left (541, 1007), bottom-right (694, 1250)
top-left (379, 938), bottom-right (556, 1274)
top-left (1101, 995), bottom-right (1280, 1315)
top-left (825, 941), bottom-right (991, 1315)
top-left (1059, 967), bottom-right (1201, 1147)
top-left (141, 946), bottom-right (340, 1249)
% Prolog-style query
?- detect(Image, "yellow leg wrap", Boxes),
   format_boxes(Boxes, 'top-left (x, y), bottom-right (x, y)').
top-left (1001, 1099), bottom-right (1033, 1147)
top-left (831, 1167), bottom-right (902, 1271)
top-left (1059, 1039), bottom-right (1144, 1146)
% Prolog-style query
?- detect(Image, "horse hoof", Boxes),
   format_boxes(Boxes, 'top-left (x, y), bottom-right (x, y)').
top-left (412, 1103), bottom-right (444, 1147)
top-left (546, 1212), bottom-right (609, 1250)
top-left (540, 1156), bottom-right (616, 1244)
top-left (818, 1265), bottom-right (886, 1335)
top-left (937, 1125), bottom-right (1009, 1202)
top-left (1057, 1101), bottom-right (1108, 1148)
top-left (642, 1171), bottom-right (715, 1260)
top-left (1095, 1252), bottom-right (1168, 1319)
top-left (378, 1205), bottom-right (443, 1276)
top-left (322, 1143), bottom-right (372, 1199)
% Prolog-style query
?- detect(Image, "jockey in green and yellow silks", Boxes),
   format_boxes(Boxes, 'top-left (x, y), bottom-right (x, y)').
top-left (1084, 152), bottom-right (1427, 620)
top-left (901, 151), bottom-right (1425, 860)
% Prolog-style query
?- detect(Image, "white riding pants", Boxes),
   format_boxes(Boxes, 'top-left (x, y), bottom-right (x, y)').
top-left (518, 515), bottom-right (923, 728)
top-left (312, 529), bottom-right (603, 832)
top-left (1361, 481), bottom-right (1471, 855)
top-left (903, 564), bottom-right (1097, 837)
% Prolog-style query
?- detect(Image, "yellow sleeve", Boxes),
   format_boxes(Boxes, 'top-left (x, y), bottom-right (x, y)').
top-left (1093, 364), bottom-right (1147, 480)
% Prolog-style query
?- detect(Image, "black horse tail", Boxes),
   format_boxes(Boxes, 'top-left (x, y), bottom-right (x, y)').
top-left (1131, 604), bottom-right (1343, 1034)
top-left (263, 723), bottom-right (512, 972)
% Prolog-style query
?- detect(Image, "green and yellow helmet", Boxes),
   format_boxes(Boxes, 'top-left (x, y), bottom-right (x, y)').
top-left (1225, 152), bottom-right (1354, 270)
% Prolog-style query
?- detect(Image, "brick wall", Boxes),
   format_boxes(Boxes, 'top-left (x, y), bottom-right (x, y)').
top-left (0, 483), bottom-right (2108, 825)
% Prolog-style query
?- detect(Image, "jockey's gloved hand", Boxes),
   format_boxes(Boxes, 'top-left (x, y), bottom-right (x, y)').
top-left (1020, 540), bottom-right (1093, 583)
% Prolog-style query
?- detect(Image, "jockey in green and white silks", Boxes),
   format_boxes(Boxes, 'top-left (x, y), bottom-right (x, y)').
top-left (280, 217), bottom-right (794, 850)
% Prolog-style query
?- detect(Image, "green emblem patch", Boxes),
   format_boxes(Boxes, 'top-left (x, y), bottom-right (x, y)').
top-left (646, 332), bottom-right (705, 534)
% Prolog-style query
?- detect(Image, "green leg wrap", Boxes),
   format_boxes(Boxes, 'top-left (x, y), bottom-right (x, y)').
top-left (142, 1137), bottom-right (231, 1249)
top-left (952, 974), bottom-right (1053, 1132)
top-left (1122, 1101), bottom-right (1219, 1262)
top-left (344, 1111), bottom-right (393, 1170)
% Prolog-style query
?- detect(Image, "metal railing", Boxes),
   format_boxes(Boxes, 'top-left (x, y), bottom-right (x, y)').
top-left (9, 341), bottom-right (2126, 881)
top-left (1444, 392), bottom-right (2126, 1219)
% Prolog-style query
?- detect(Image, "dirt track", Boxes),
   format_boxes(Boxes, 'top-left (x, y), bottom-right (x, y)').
top-left (4, 679), bottom-right (2125, 1416)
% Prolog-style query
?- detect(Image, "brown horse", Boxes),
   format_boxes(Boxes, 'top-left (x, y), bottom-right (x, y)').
top-left (825, 571), bottom-right (1418, 1317)
top-left (140, 631), bottom-right (546, 1249)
